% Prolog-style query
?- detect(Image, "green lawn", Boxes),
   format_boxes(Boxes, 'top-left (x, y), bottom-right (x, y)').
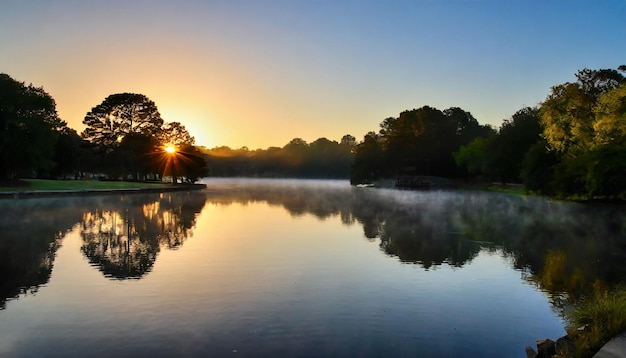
top-left (0, 179), bottom-right (169, 192)
top-left (456, 181), bottom-right (529, 196)
top-left (486, 184), bottom-right (527, 196)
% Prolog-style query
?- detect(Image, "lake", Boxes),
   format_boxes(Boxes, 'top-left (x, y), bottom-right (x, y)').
top-left (1, 179), bottom-right (625, 357)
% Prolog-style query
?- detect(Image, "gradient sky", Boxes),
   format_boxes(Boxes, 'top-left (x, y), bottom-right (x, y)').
top-left (1, 1), bottom-right (625, 149)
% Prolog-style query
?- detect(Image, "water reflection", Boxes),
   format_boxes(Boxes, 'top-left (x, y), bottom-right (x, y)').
top-left (203, 179), bottom-right (626, 300)
top-left (79, 192), bottom-right (207, 279)
top-left (1, 179), bottom-right (624, 311)
top-left (0, 192), bottom-right (206, 307)
top-left (0, 197), bottom-right (87, 309)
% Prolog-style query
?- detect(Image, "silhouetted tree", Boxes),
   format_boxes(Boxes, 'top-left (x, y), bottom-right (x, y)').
top-left (443, 107), bottom-right (493, 145)
top-left (520, 140), bottom-right (559, 195)
top-left (82, 93), bottom-right (163, 152)
top-left (0, 73), bottom-right (63, 179)
top-left (52, 127), bottom-right (88, 179)
top-left (351, 132), bottom-right (384, 184)
top-left (158, 121), bottom-right (195, 147)
top-left (203, 136), bottom-right (354, 179)
top-left (490, 107), bottom-right (542, 183)
top-left (176, 144), bottom-right (210, 183)
top-left (351, 105), bottom-right (491, 183)
top-left (117, 133), bottom-right (159, 181)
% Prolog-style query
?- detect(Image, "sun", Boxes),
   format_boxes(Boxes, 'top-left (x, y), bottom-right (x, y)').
top-left (165, 146), bottom-right (176, 154)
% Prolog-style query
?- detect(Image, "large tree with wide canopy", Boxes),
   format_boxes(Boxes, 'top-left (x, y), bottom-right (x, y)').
top-left (82, 93), bottom-right (163, 151)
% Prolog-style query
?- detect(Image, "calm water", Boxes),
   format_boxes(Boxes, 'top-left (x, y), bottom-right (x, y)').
top-left (1, 179), bottom-right (625, 357)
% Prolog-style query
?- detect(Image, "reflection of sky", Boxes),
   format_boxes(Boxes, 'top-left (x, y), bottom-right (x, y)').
top-left (0, 199), bottom-right (564, 357)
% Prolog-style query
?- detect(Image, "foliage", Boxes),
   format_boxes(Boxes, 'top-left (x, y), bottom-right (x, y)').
top-left (351, 106), bottom-right (492, 184)
top-left (583, 143), bottom-right (626, 199)
top-left (351, 66), bottom-right (626, 196)
top-left (520, 140), bottom-right (559, 195)
top-left (116, 133), bottom-right (159, 181)
top-left (490, 107), bottom-right (543, 183)
top-left (77, 93), bottom-right (209, 182)
top-left (351, 132), bottom-right (384, 183)
top-left (172, 144), bottom-right (210, 183)
top-left (593, 83), bottom-right (626, 145)
top-left (51, 128), bottom-right (92, 179)
top-left (531, 66), bottom-right (626, 198)
top-left (0, 73), bottom-right (63, 179)
top-left (203, 135), bottom-right (355, 179)
top-left (454, 136), bottom-right (492, 175)
top-left (566, 286), bottom-right (626, 358)
top-left (540, 68), bottom-right (626, 156)
top-left (158, 121), bottom-right (195, 147)
top-left (81, 93), bottom-right (163, 151)
top-left (540, 83), bottom-right (597, 155)
top-left (454, 107), bottom-right (541, 184)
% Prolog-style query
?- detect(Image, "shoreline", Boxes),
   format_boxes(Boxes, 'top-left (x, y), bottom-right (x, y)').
top-left (0, 183), bottom-right (206, 199)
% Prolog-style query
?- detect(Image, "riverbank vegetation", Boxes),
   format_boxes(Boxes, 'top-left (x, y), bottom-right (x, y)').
top-left (564, 286), bottom-right (626, 357)
top-left (351, 65), bottom-right (626, 201)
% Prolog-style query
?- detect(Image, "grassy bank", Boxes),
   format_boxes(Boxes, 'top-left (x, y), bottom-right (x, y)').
top-left (454, 179), bottom-right (529, 196)
top-left (484, 184), bottom-right (527, 196)
top-left (564, 286), bottom-right (626, 357)
top-left (0, 179), bottom-right (168, 192)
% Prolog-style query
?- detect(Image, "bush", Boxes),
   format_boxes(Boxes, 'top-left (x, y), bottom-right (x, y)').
top-left (565, 286), bottom-right (626, 357)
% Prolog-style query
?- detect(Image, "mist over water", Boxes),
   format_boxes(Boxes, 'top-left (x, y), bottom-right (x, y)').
top-left (1, 179), bottom-right (624, 357)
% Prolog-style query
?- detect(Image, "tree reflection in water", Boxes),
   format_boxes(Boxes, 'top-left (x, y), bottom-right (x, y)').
top-left (0, 192), bottom-right (207, 307)
top-left (203, 179), bottom-right (626, 305)
top-left (79, 192), bottom-right (207, 279)
top-left (1, 179), bottom-right (624, 313)
top-left (0, 197), bottom-right (89, 309)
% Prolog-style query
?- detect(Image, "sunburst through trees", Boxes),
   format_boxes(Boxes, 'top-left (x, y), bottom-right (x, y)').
top-left (80, 93), bottom-right (208, 182)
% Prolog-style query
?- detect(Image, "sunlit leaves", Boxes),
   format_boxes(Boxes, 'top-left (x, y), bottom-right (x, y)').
top-left (534, 66), bottom-right (626, 198)
top-left (540, 83), bottom-right (595, 154)
top-left (540, 68), bottom-right (626, 155)
top-left (593, 83), bottom-right (626, 145)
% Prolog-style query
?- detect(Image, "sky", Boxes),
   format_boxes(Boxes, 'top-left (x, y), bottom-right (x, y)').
top-left (1, 1), bottom-right (625, 150)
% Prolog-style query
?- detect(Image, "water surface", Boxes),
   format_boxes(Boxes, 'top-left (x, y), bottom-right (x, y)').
top-left (1, 179), bottom-right (625, 357)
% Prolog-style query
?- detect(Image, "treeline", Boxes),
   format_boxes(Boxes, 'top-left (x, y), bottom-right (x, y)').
top-left (201, 135), bottom-right (356, 178)
top-left (350, 107), bottom-right (493, 183)
top-left (351, 65), bottom-right (626, 199)
top-left (4, 65), bottom-right (626, 199)
top-left (0, 74), bottom-right (208, 183)
top-left (457, 66), bottom-right (626, 199)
